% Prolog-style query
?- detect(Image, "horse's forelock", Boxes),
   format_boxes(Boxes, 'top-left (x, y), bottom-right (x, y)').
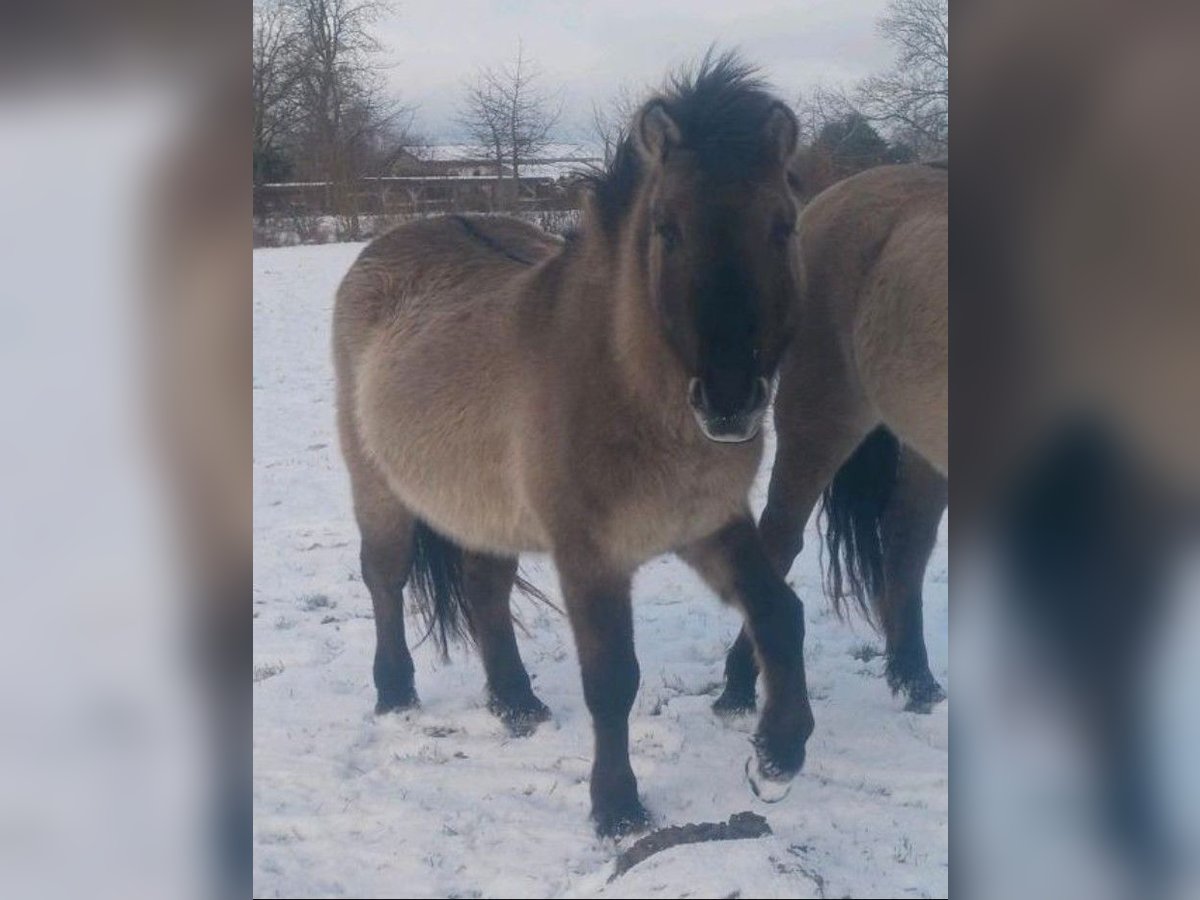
top-left (581, 49), bottom-right (786, 234)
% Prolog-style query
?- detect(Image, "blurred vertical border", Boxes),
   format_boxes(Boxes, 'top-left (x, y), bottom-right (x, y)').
top-left (1, 0), bottom-right (1198, 897)
top-left (0, 2), bottom-right (248, 898)
top-left (953, 0), bottom-right (1200, 897)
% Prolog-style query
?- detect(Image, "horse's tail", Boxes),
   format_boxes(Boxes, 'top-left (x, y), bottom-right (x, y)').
top-left (820, 427), bottom-right (901, 622)
top-left (408, 522), bottom-right (562, 657)
top-left (409, 521), bottom-right (472, 660)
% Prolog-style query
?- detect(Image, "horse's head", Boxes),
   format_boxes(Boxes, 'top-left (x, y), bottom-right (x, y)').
top-left (630, 58), bottom-right (802, 443)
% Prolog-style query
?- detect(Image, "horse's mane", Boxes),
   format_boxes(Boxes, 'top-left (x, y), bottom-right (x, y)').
top-left (579, 48), bottom-right (781, 234)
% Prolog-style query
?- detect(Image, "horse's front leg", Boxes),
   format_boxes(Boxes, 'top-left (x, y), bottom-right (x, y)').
top-left (682, 517), bottom-right (815, 785)
top-left (554, 551), bottom-right (648, 837)
top-left (718, 355), bottom-right (868, 715)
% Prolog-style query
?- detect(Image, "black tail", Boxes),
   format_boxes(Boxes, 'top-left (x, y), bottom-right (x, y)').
top-left (408, 521), bottom-right (472, 660)
top-left (820, 427), bottom-right (901, 622)
top-left (407, 522), bottom-right (562, 657)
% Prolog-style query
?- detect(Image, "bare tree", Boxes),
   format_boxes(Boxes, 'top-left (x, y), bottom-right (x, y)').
top-left (792, 83), bottom-right (856, 144)
top-left (500, 42), bottom-right (563, 187)
top-left (854, 0), bottom-right (948, 157)
top-left (590, 83), bottom-right (644, 165)
top-left (284, 0), bottom-right (413, 235)
top-left (458, 68), bottom-right (510, 205)
top-left (458, 41), bottom-right (563, 208)
top-left (253, 0), bottom-right (301, 184)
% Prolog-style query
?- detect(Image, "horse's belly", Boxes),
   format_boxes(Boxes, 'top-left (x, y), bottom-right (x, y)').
top-left (393, 463), bottom-right (546, 555)
top-left (356, 360), bottom-right (547, 556)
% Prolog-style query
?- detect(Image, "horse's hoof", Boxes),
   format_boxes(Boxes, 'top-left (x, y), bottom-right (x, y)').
top-left (375, 690), bottom-right (419, 715)
top-left (592, 799), bottom-right (652, 839)
top-left (746, 729), bottom-right (805, 802)
top-left (888, 664), bottom-right (947, 714)
top-left (744, 754), bottom-right (794, 803)
top-left (902, 678), bottom-right (947, 714)
top-left (712, 688), bottom-right (757, 718)
top-left (488, 693), bottom-right (551, 737)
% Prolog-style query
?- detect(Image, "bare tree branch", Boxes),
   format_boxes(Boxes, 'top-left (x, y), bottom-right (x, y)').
top-left (853, 0), bottom-right (948, 158)
top-left (264, 0), bottom-right (417, 234)
top-left (457, 40), bottom-right (563, 209)
top-left (591, 82), bottom-right (645, 165)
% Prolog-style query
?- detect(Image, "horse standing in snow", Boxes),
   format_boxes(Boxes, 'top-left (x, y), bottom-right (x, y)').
top-left (333, 53), bottom-right (811, 835)
top-left (714, 163), bottom-right (950, 716)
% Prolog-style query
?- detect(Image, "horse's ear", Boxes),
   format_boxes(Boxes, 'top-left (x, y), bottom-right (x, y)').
top-left (635, 100), bottom-right (681, 163)
top-left (765, 102), bottom-right (799, 165)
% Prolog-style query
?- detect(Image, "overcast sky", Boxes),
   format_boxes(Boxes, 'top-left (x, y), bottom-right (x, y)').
top-left (376, 0), bottom-right (895, 146)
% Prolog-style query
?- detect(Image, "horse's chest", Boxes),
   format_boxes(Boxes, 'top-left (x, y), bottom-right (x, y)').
top-left (603, 444), bottom-right (760, 563)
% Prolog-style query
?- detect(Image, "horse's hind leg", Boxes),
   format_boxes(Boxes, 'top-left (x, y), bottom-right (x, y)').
top-left (462, 551), bottom-right (550, 736)
top-left (359, 509), bottom-right (418, 714)
top-left (877, 449), bottom-right (947, 712)
top-left (340, 402), bottom-right (420, 713)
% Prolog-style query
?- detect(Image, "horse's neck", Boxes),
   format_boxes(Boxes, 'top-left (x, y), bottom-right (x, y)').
top-left (600, 232), bottom-right (692, 429)
top-left (552, 227), bottom-right (689, 428)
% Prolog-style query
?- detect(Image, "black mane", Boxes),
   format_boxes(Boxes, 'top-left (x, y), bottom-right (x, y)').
top-left (580, 49), bottom-right (781, 234)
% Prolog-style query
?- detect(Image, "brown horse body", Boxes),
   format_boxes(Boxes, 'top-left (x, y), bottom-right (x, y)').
top-left (334, 55), bottom-right (813, 835)
top-left (717, 164), bottom-right (949, 714)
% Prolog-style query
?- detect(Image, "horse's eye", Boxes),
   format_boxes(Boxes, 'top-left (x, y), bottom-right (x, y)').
top-left (655, 221), bottom-right (681, 251)
top-left (771, 219), bottom-right (797, 247)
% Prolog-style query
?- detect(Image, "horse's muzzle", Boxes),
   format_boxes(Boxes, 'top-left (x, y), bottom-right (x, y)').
top-left (688, 376), bottom-right (770, 443)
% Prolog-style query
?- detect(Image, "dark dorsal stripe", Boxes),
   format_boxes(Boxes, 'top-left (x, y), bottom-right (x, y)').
top-left (453, 215), bottom-right (536, 267)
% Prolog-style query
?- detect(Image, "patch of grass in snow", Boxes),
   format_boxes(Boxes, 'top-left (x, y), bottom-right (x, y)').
top-left (254, 661), bottom-right (285, 683)
top-left (850, 642), bottom-right (883, 662)
top-left (298, 592), bottom-right (333, 611)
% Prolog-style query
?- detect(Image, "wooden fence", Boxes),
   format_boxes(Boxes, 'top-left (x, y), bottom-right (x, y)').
top-left (253, 174), bottom-right (583, 219)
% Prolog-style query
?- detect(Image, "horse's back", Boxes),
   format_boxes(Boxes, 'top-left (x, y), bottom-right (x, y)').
top-left (801, 164), bottom-right (945, 264)
top-left (799, 165), bottom-right (948, 473)
top-left (337, 215), bottom-right (558, 329)
top-left (855, 168), bottom-right (947, 472)
top-left (359, 214), bottom-right (561, 269)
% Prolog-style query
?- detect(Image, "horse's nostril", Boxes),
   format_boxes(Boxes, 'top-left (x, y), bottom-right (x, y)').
top-left (688, 377), bottom-right (708, 411)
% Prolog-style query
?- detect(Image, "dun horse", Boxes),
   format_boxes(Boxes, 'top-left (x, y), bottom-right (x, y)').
top-left (334, 54), bottom-right (811, 835)
top-left (715, 164), bottom-right (949, 715)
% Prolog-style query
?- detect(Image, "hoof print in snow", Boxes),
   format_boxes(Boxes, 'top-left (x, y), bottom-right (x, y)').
top-left (609, 811), bottom-right (772, 881)
top-left (422, 724), bottom-right (461, 738)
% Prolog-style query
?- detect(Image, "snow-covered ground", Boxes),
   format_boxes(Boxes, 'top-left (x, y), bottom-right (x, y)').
top-left (253, 242), bottom-right (948, 898)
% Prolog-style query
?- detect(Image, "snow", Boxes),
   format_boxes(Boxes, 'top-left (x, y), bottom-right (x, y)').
top-left (254, 241), bottom-right (948, 898)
